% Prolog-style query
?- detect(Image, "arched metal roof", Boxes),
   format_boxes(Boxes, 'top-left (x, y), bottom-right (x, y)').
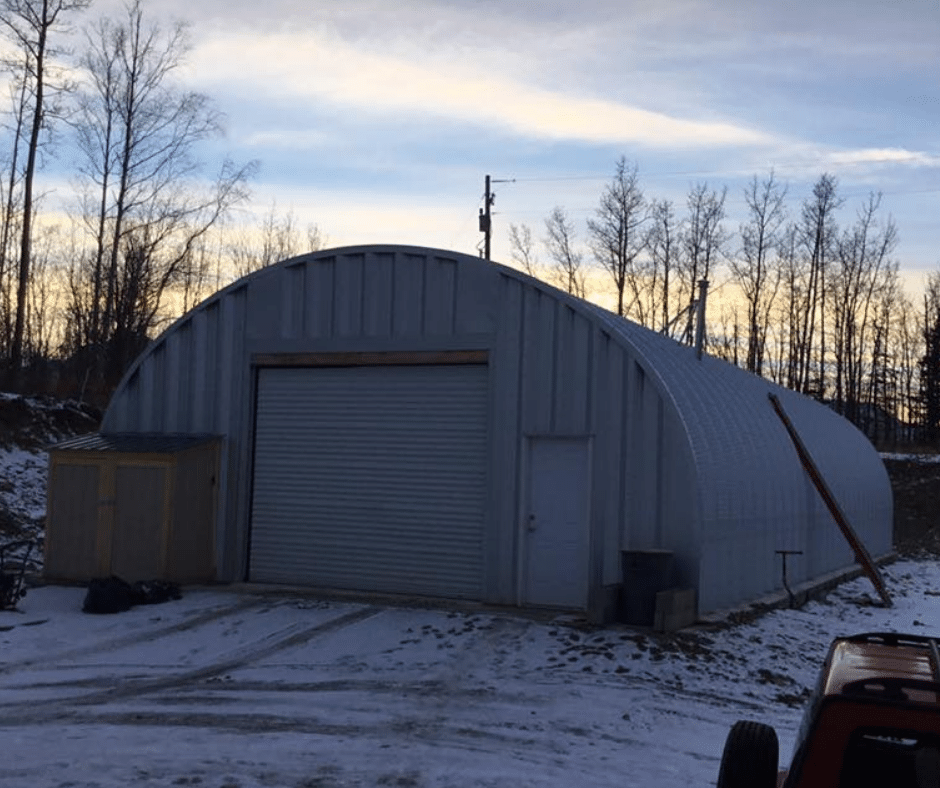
top-left (101, 244), bottom-right (892, 610)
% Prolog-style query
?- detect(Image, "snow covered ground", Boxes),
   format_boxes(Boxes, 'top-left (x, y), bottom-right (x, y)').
top-left (2, 561), bottom-right (940, 788)
top-left (0, 445), bottom-right (48, 521)
top-left (1, 408), bottom-right (938, 788)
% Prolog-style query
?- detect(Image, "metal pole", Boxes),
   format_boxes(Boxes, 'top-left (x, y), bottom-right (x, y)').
top-left (484, 175), bottom-right (492, 260)
top-left (695, 279), bottom-right (708, 360)
top-left (775, 549), bottom-right (803, 608)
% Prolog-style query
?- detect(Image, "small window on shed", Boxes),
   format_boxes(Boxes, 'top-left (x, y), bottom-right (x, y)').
top-left (839, 728), bottom-right (940, 788)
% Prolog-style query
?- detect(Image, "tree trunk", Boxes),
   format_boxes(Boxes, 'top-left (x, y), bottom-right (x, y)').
top-left (10, 5), bottom-right (47, 372)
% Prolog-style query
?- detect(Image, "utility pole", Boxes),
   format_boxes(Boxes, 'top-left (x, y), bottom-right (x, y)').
top-left (479, 174), bottom-right (493, 260)
top-left (478, 174), bottom-right (515, 260)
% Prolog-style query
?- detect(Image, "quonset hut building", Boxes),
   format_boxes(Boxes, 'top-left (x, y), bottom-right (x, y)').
top-left (47, 245), bottom-right (893, 619)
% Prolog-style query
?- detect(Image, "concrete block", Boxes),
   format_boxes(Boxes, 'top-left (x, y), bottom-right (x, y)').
top-left (654, 587), bottom-right (697, 632)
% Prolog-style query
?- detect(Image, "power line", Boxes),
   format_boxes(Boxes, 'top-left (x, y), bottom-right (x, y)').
top-left (503, 155), bottom-right (940, 193)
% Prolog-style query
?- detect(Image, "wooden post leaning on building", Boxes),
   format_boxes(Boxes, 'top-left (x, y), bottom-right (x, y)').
top-left (768, 392), bottom-right (892, 607)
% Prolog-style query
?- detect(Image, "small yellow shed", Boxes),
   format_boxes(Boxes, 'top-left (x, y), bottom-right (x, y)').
top-left (45, 433), bottom-right (220, 584)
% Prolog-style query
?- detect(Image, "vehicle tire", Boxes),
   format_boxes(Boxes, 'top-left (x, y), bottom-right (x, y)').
top-left (716, 720), bottom-right (779, 788)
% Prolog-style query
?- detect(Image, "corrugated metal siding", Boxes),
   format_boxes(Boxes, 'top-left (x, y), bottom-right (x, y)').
top-left (51, 433), bottom-right (217, 453)
top-left (580, 301), bottom-right (892, 612)
top-left (249, 364), bottom-right (488, 597)
top-left (100, 244), bottom-right (891, 615)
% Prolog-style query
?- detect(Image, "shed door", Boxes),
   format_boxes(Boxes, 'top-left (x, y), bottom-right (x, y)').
top-left (249, 364), bottom-right (488, 597)
top-left (523, 438), bottom-right (590, 608)
top-left (111, 464), bottom-right (167, 579)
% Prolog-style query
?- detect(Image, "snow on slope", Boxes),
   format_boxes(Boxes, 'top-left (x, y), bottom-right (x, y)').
top-left (0, 392), bottom-right (99, 568)
top-left (0, 445), bottom-right (47, 521)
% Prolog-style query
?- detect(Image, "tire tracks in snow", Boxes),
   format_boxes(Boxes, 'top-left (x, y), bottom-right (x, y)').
top-left (0, 605), bottom-right (381, 720)
top-left (0, 596), bottom-right (267, 676)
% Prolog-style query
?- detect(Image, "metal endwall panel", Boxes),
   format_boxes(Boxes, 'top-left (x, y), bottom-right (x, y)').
top-left (658, 415), bottom-right (698, 585)
top-left (594, 335), bottom-right (625, 585)
top-left (521, 289), bottom-right (556, 434)
top-left (552, 305), bottom-right (593, 435)
top-left (306, 258), bottom-right (335, 338)
top-left (282, 262), bottom-right (306, 339)
top-left (164, 327), bottom-right (183, 432)
top-left (454, 259), bottom-right (498, 335)
top-left (334, 253), bottom-right (364, 336)
top-left (363, 256), bottom-right (393, 336)
top-left (190, 310), bottom-right (208, 429)
top-left (487, 277), bottom-right (525, 602)
top-left (249, 364), bottom-right (488, 597)
top-left (392, 255), bottom-right (424, 336)
top-left (138, 344), bottom-right (157, 431)
top-left (425, 256), bottom-right (458, 335)
top-left (212, 287), bottom-right (247, 579)
top-left (517, 290), bottom-right (597, 426)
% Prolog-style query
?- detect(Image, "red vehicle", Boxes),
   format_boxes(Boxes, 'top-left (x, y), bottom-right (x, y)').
top-left (717, 632), bottom-right (940, 788)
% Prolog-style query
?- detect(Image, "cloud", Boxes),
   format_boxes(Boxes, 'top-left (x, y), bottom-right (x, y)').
top-left (825, 148), bottom-right (940, 168)
top-left (188, 28), bottom-right (770, 150)
top-left (240, 129), bottom-right (333, 151)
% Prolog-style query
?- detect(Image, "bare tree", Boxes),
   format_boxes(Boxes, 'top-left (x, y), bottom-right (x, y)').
top-left (0, 0), bottom-right (89, 371)
top-left (774, 222), bottom-right (802, 384)
top-left (679, 183), bottom-right (727, 344)
top-left (226, 203), bottom-right (326, 281)
top-left (587, 157), bottom-right (646, 319)
top-left (23, 221), bottom-right (62, 359)
top-left (864, 269), bottom-right (907, 443)
top-left (789, 173), bottom-right (842, 397)
top-left (919, 273), bottom-right (940, 444)
top-left (0, 79), bottom-right (28, 355)
top-left (890, 292), bottom-right (922, 441)
top-left (830, 193), bottom-right (899, 425)
top-left (713, 303), bottom-right (743, 367)
top-left (645, 198), bottom-right (681, 335)
top-left (543, 206), bottom-right (585, 298)
top-left (68, 0), bottom-right (256, 379)
top-left (729, 171), bottom-right (787, 376)
top-left (508, 222), bottom-right (538, 277)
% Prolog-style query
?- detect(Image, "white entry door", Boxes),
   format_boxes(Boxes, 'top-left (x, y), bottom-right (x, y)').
top-left (523, 437), bottom-right (591, 608)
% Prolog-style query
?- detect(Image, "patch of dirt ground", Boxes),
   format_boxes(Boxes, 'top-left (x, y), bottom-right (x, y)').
top-left (884, 457), bottom-right (940, 555)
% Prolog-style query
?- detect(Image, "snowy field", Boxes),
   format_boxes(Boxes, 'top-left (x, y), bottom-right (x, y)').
top-left (2, 561), bottom-right (940, 788)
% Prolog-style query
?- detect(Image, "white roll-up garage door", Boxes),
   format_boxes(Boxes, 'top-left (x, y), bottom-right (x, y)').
top-left (249, 364), bottom-right (488, 597)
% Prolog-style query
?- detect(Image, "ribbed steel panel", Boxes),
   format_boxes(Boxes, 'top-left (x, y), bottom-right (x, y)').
top-left (50, 433), bottom-right (218, 454)
top-left (249, 364), bottom-right (488, 597)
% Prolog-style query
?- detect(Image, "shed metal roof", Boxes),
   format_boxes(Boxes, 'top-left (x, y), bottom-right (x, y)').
top-left (50, 433), bottom-right (219, 454)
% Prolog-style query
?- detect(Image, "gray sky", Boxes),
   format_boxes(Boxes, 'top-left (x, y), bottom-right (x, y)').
top-left (66, 0), bottom-right (940, 287)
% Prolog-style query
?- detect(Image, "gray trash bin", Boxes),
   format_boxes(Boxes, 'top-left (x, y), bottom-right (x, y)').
top-left (621, 550), bottom-right (674, 626)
